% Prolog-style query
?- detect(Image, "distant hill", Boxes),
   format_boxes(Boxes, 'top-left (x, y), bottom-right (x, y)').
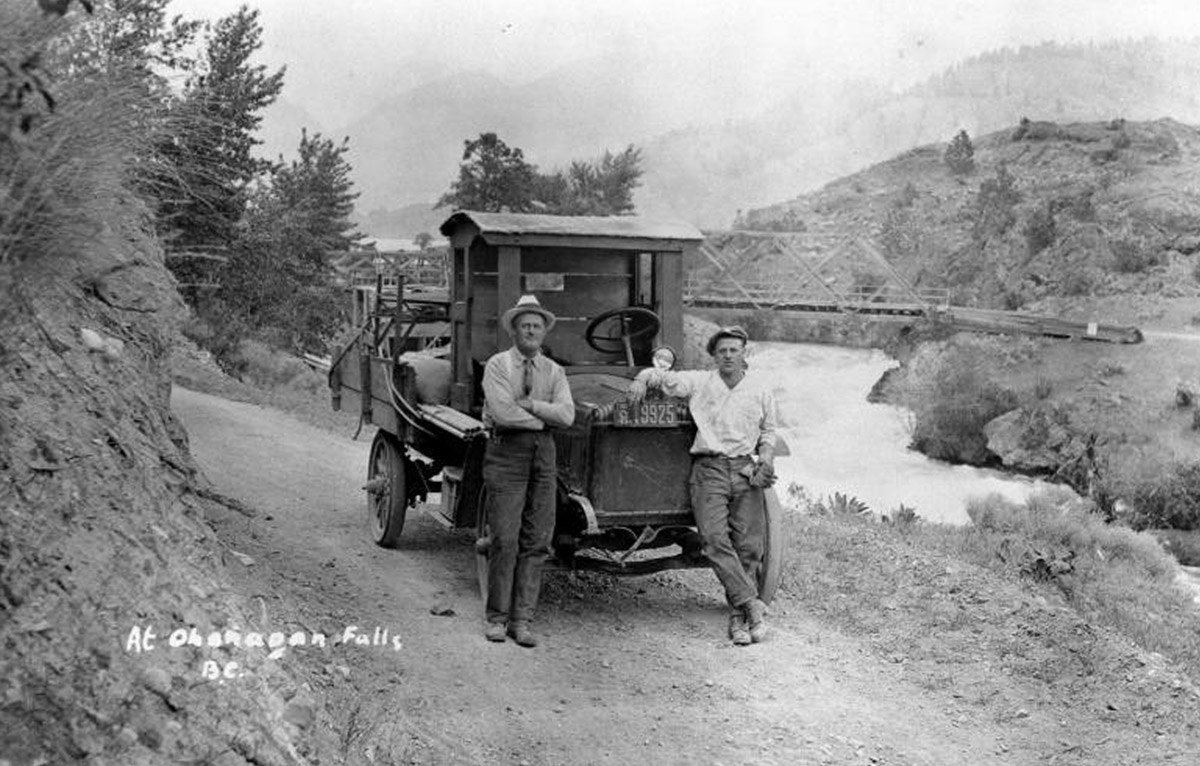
top-left (352, 203), bottom-right (445, 243)
top-left (308, 38), bottom-right (1200, 237)
top-left (730, 117), bottom-right (1200, 311)
top-left (334, 51), bottom-right (741, 226)
top-left (645, 38), bottom-right (1200, 228)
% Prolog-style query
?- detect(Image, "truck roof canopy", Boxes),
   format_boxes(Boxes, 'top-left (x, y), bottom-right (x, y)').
top-left (439, 211), bottom-right (704, 250)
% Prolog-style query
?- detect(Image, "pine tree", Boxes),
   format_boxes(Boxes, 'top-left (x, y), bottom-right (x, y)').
top-left (944, 129), bottom-right (976, 175)
top-left (157, 6), bottom-right (283, 251)
top-left (204, 130), bottom-right (360, 355)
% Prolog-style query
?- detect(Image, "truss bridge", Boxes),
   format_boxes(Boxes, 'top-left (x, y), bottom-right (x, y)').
top-left (685, 231), bottom-right (1141, 343)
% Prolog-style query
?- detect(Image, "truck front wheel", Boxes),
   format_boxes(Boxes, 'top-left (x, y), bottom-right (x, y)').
top-left (758, 487), bottom-right (785, 604)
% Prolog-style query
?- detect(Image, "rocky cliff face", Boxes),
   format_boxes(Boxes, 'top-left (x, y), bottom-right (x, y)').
top-left (0, 226), bottom-right (316, 763)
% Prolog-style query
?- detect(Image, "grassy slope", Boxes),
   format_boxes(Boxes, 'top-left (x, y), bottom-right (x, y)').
top-left (750, 118), bottom-right (1200, 309)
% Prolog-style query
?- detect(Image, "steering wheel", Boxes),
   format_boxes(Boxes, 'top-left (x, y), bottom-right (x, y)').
top-left (585, 307), bottom-right (661, 365)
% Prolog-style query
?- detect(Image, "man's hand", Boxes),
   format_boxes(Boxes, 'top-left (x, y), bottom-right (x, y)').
top-left (626, 376), bottom-right (648, 405)
top-left (749, 460), bottom-right (776, 488)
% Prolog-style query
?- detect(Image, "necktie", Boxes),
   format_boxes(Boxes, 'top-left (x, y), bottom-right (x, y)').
top-left (522, 358), bottom-right (534, 398)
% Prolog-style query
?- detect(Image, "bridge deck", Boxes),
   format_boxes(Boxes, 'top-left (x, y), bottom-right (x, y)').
top-left (686, 295), bottom-right (1142, 343)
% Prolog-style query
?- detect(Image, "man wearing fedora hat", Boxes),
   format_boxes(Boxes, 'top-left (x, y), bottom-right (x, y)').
top-left (480, 295), bottom-right (575, 647)
top-left (627, 325), bottom-right (778, 645)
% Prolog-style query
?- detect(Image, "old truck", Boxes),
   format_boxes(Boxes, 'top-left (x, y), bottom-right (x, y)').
top-left (328, 211), bottom-right (784, 602)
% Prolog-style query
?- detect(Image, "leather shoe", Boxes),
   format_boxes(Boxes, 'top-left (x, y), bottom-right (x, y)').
top-left (507, 622), bottom-right (538, 648)
top-left (484, 622), bottom-right (506, 643)
top-left (728, 611), bottom-right (751, 646)
top-left (744, 598), bottom-right (769, 643)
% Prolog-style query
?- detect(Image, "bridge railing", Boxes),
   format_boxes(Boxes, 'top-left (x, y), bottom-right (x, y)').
top-left (684, 275), bottom-right (951, 312)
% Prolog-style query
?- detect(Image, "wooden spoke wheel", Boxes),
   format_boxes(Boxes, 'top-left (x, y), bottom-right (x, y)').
top-left (367, 431), bottom-right (409, 548)
top-left (758, 486), bottom-right (785, 604)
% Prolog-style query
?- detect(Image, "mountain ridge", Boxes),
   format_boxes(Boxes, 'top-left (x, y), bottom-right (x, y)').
top-left (258, 37), bottom-right (1200, 237)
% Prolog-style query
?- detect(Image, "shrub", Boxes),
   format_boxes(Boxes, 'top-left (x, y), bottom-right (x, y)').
top-left (883, 504), bottom-right (920, 527)
top-left (826, 492), bottom-right (871, 517)
top-left (1121, 461), bottom-right (1200, 531)
top-left (894, 182), bottom-right (918, 208)
top-left (1151, 529), bottom-right (1200, 565)
top-left (1023, 203), bottom-right (1056, 256)
top-left (1012, 117), bottom-right (1062, 141)
top-left (1061, 265), bottom-right (1097, 296)
top-left (972, 163), bottom-right (1020, 241)
top-left (1112, 239), bottom-right (1162, 273)
top-left (1032, 375), bottom-right (1054, 400)
top-left (1050, 189), bottom-right (1097, 222)
top-left (966, 488), bottom-right (1178, 582)
top-left (880, 207), bottom-right (920, 261)
top-left (230, 339), bottom-right (322, 390)
top-left (899, 343), bottom-right (1019, 465)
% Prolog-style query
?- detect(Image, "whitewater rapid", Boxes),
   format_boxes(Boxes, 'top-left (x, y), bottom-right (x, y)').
top-left (750, 341), bottom-right (1047, 526)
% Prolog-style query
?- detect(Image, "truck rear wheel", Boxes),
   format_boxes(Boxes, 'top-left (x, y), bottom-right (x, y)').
top-left (758, 487), bottom-right (785, 604)
top-left (367, 432), bottom-right (408, 548)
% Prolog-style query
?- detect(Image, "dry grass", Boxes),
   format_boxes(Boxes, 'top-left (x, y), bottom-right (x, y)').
top-left (1, 14), bottom-right (157, 272)
top-left (779, 486), bottom-right (1200, 681)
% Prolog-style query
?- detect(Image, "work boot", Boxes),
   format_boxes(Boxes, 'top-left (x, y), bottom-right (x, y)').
top-left (484, 621), bottom-right (506, 643)
top-left (744, 599), bottom-right (769, 643)
top-left (506, 622), bottom-right (538, 648)
top-left (728, 611), bottom-right (751, 646)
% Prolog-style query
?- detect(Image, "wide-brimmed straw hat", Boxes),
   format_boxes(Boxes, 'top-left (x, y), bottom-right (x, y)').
top-left (706, 325), bottom-right (749, 355)
top-left (501, 294), bottom-right (556, 334)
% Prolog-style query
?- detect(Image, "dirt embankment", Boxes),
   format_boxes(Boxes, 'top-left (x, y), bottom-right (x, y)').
top-left (0, 238), bottom-right (321, 764)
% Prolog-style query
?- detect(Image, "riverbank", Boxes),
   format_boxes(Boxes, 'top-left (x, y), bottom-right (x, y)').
top-left (719, 298), bottom-right (1200, 559)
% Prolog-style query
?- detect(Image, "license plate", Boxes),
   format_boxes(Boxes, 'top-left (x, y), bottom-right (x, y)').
top-left (611, 400), bottom-right (684, 428)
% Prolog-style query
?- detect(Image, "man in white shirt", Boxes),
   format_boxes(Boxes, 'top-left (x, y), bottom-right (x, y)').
top-left (627, 325), bottom-right (778, 645)
top-left (480, 295), bottom-right (575, 647)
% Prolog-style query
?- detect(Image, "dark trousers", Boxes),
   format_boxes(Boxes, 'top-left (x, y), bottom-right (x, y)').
top-left (483, 430), bottom-right (556, 626)
top-left (689, 455), bottom-right (765, 609)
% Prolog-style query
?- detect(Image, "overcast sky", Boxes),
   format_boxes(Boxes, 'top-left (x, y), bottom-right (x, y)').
top-left (169, 0), bottom-right (1200, 129)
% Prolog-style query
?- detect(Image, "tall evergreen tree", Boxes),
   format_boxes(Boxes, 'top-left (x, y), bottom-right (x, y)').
top-left (52, 0), bottom-right (201, 81)
top-left (269, 130), bottom-right (360, 251)
top-left (203, 130), bottom-right (360, 355)
top-left (157, 5), bottom-right (283, 251)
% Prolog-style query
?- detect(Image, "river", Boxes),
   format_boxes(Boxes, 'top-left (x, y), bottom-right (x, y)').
top-left (755, 341), bottom-right (1047, 526)
top-left (754, 341), bottom-right (1200, 602)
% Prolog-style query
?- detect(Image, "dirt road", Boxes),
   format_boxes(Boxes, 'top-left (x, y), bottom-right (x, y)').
top-left (170, 386), bottom-right (1099, 766)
